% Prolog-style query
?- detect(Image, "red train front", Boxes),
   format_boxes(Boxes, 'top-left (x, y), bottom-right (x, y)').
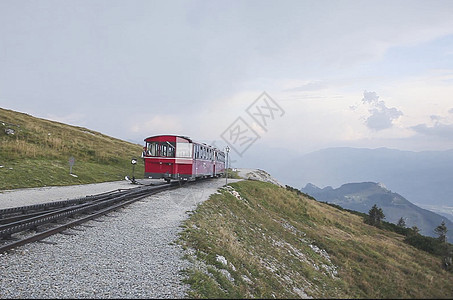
top-left (142, 135), bottom-right (225, 182)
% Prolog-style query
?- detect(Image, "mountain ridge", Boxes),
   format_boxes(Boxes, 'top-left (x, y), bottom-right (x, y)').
top-left (275, 146), bottom-right (453, 210)
top-left (301, 181), bottom-right (453, 241)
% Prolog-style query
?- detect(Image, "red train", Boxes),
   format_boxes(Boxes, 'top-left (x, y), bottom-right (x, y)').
top-left (142, 135), bottom-right (226, 182)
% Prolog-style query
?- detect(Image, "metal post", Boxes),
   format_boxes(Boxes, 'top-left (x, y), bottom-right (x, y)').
top-left (131, 158), bottom-right (137, 184)
top-left (69, 156), bottom-right (75, 174)
top-left (225, 146), bottom-right (230, 185)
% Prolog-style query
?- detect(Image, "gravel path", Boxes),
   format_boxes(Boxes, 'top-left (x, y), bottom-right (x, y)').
top-left (0, 178), bottom-right (241, 299)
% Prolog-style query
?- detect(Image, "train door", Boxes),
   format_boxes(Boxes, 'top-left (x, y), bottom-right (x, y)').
top-left (213, 151), bottom-right (217, 177)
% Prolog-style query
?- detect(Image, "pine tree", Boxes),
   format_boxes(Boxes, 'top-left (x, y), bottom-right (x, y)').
top-left (410, 225), bottom-right (420, 235)
top-left (366, 204), bottom-right (385, 227)
top-left (397, 217), bottom-right (406, 228)
top-left (434, 220), bottom-right (448, 243)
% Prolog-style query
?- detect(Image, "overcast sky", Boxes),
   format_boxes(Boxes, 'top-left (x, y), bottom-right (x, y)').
top-left (2, 0), bottom-right (453, 158)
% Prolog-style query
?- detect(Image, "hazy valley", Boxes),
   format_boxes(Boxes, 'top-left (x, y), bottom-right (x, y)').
top-left (301, 181), bottom-right (453, 241)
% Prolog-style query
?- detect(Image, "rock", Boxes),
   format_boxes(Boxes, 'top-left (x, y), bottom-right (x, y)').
top-left (5, 128), bottom-right (15, 135)
top-left (216, 255), bottom-right (228, 266)
top-left (236, 168), bottom-right (284, 187)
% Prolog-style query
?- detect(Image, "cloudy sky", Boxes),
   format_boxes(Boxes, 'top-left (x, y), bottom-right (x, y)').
top-left (2, 0), bottom-right (453, 158)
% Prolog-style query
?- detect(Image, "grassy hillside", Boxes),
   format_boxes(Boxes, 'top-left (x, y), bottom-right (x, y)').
top-left (301, 182), bottom-right (453, 241)
top-left (0, 108), bottom-right (144, 190)
top-left (178, 180), bottom-right (453, 298)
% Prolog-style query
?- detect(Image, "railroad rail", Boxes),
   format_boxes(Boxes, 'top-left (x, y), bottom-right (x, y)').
top-left (0, 181), bottom-right (183, 253)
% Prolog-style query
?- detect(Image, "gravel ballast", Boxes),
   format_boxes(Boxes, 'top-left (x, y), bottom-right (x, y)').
top-left (0, 178), bottom-right (240, 299)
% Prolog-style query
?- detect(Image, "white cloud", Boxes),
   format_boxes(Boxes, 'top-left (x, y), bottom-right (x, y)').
top-left (381, 70), bottom-right (453, 127)
top-left (410, 106), bottom-right (453, 139)
top-left (2, 1), bottom-right (453, 153)
top-left (129, 114), bottom-right (184, 137)
top-left (283, 80), bottom-right (328, 92)
top-left (411, 122), bottom-right (453, 139)
top-left (361, 91), bottom-right (403, 131)
top-left (365, 106), bottom-right (403, 131)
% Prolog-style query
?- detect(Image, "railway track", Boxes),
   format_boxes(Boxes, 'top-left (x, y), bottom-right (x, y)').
top-left (0, 181), bottom-right (183, 253)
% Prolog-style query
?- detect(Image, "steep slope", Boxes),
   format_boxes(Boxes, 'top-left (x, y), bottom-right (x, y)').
top-left (178, 179), bottom-right (453, 298)
top-left (301, 182), bottom-right (453, 242)
top-left (0, 108), bottom-right (144, 189)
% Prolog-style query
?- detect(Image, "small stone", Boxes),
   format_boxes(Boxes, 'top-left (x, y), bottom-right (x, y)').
top-left (216, 255), bottom-right (228, 266)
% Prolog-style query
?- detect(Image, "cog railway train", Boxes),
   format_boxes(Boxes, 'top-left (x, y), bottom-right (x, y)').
top-left (142, 135), bottom-right (226, 182)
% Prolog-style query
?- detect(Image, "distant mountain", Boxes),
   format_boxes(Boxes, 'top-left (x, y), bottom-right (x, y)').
top-left (277, 147), bottom-right (453, 209)
top-left (301, 182), bottom-right (453, 242)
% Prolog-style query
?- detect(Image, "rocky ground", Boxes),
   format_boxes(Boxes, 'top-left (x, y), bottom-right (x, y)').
top-left (236, 168), bottom-right (284, 187)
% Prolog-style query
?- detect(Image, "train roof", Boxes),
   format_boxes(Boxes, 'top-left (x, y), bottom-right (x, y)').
top-left (144, 135), bottom-right (192, 143)
top-left (144, 135), bottom-right (224, 153)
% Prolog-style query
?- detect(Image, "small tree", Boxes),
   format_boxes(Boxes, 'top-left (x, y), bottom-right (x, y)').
top-left (397, 217), bottom-right (406, 228)
top-left (412, 225), bottom-right (420, 234)
top-left (434, 220), bottom-right (448, 243)
top-left (366, 204), bottom-right (385, 227)
top-left (442, 253), bottom-right (452, 272)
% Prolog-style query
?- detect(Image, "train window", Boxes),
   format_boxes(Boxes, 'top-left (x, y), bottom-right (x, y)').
top-left (169, 142), bottom-right (176, 157)
top-left (146, 142), bottom-right (159, 156)
top-left (161, 141), bottom-right (175, 157)
top-left (161, 144), bottom-right (168, 157)
top-left (176, 142), bottom-right (192, 158)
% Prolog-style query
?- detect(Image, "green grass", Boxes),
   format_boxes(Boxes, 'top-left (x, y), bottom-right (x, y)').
top-left (0, 107), bottom-right (144, 190)
top-left (178, 180), bottom-right (453, 298)
top-left (225, 168), bottom-right (241, 179)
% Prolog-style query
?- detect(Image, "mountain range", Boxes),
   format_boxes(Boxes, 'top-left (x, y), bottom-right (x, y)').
top-left (268, 147), bottom-right (453, 221)
top-left (301, 181), bottom-right (453, 242)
